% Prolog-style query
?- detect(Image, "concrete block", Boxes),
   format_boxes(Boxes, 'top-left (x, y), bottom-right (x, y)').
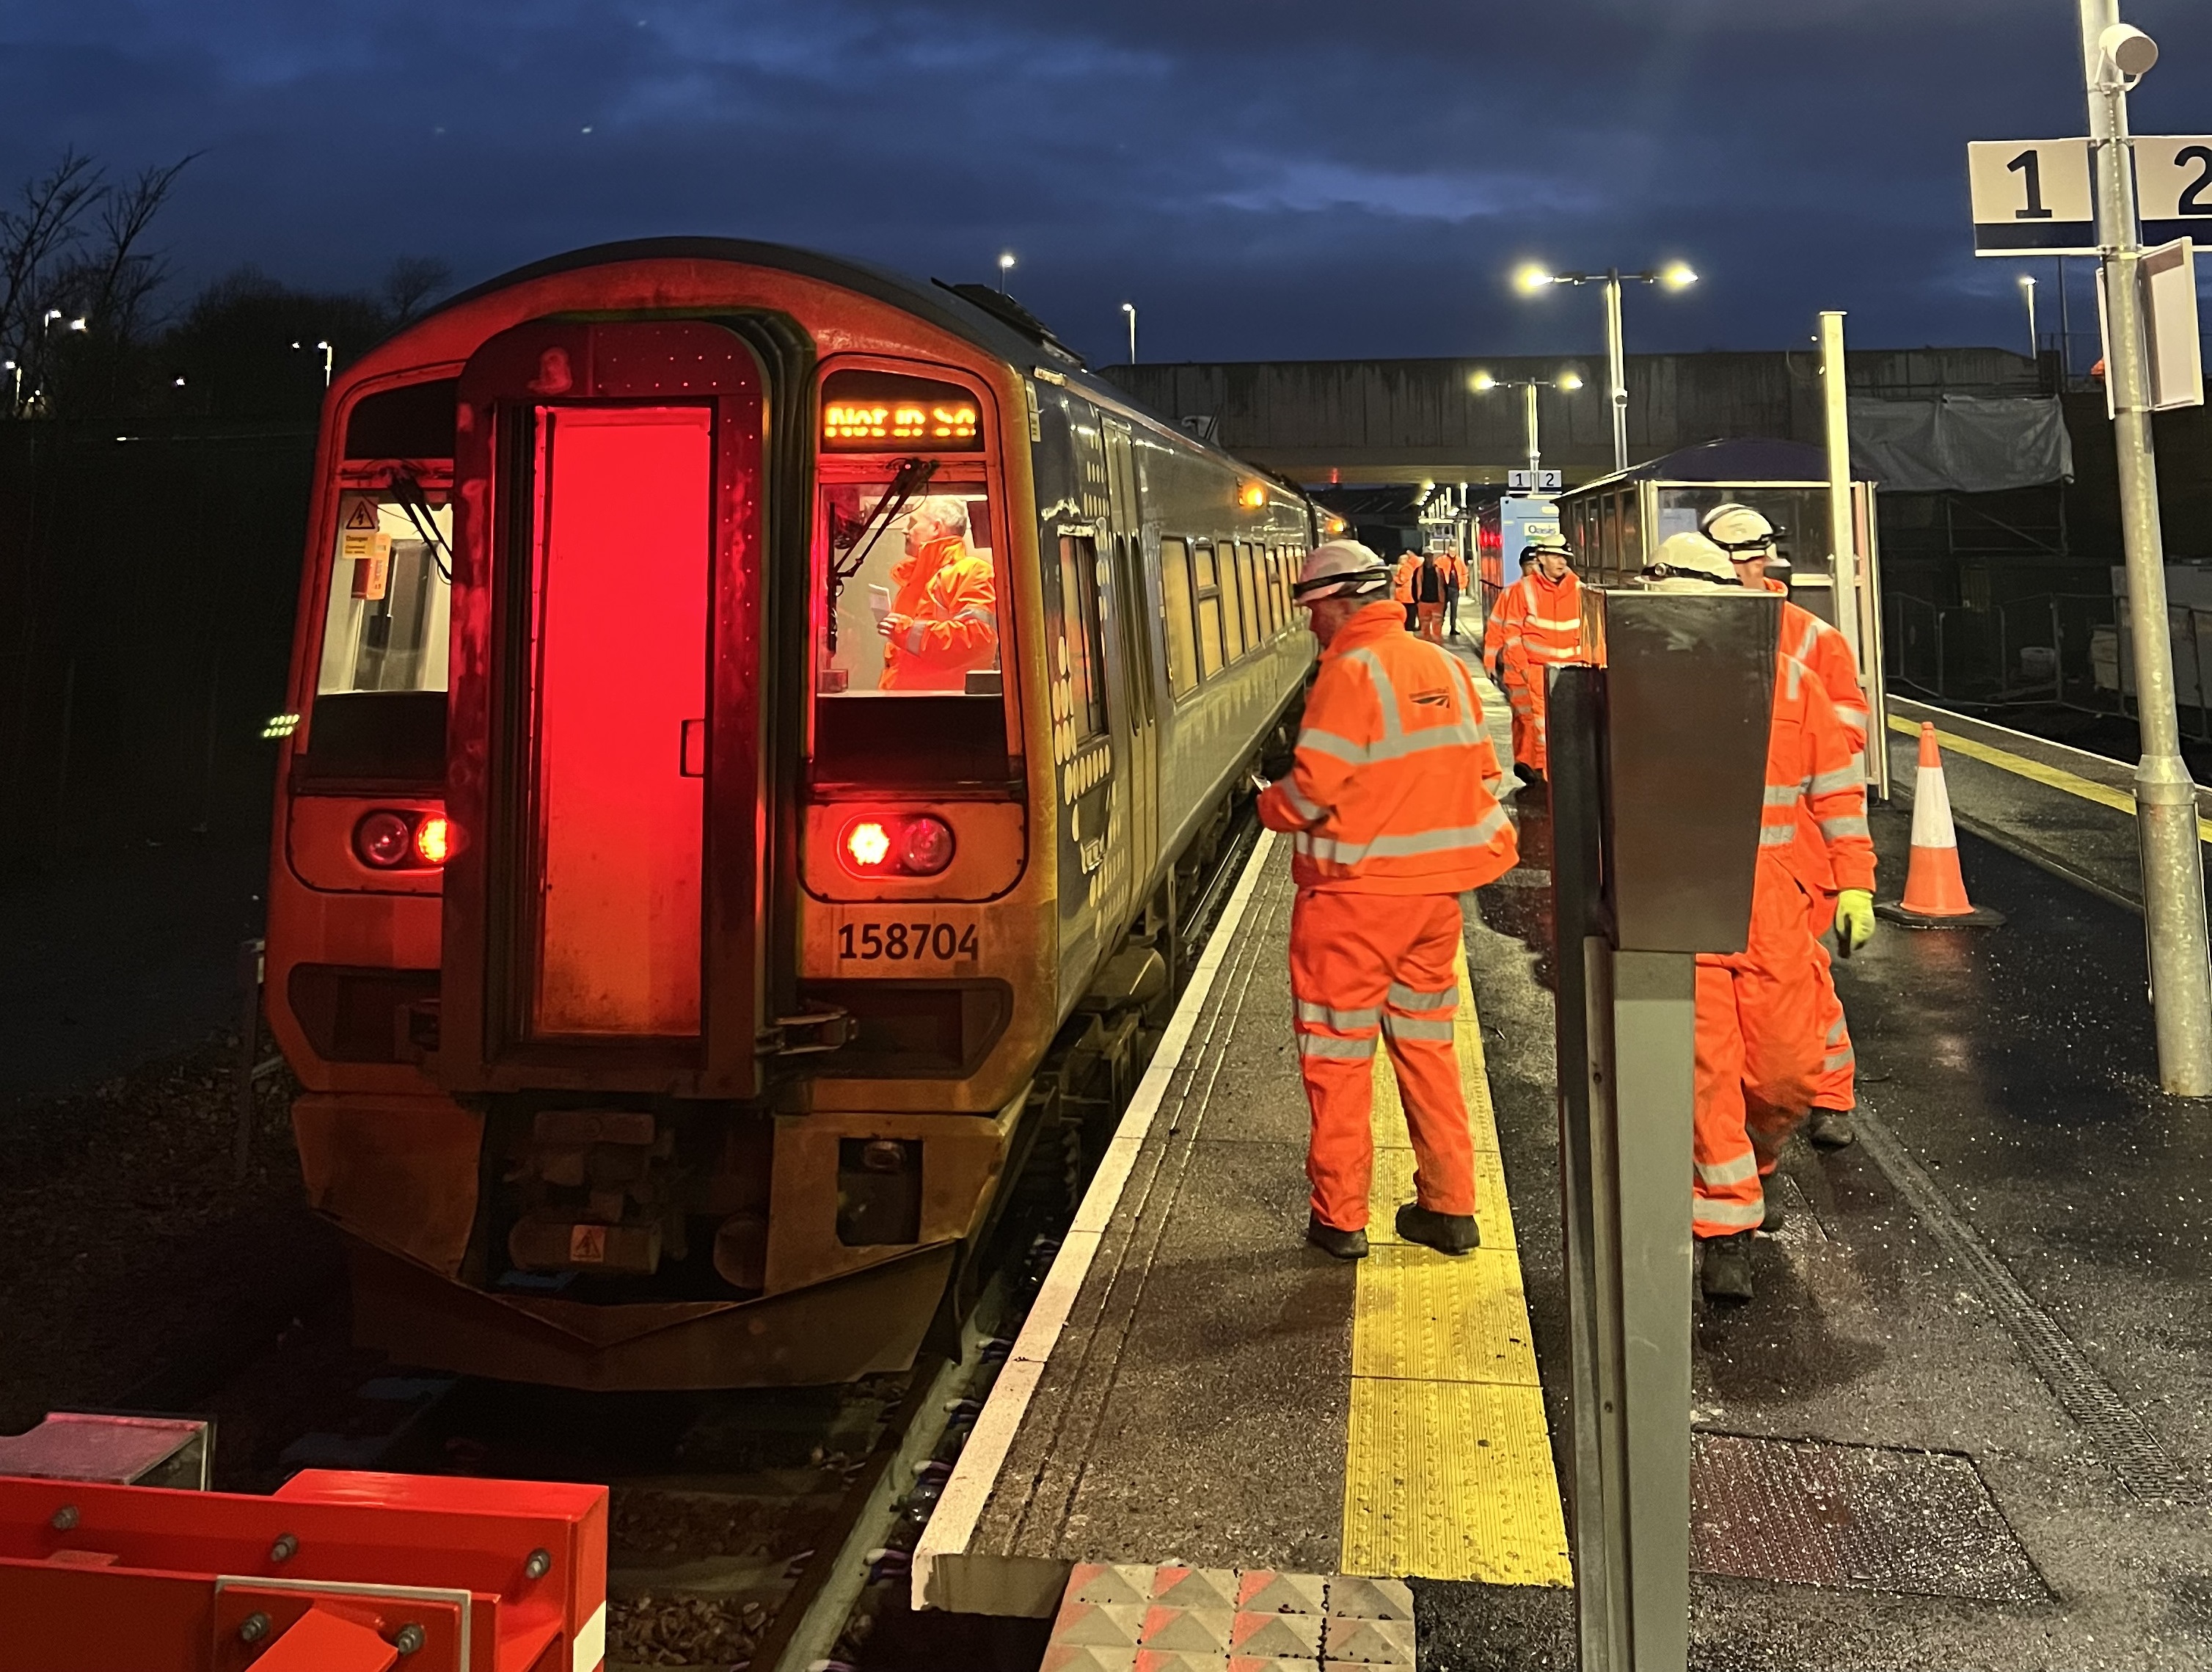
top-left (1319, 1615), bottom-right (1416, 1665)
top-left (1326, 1576), bottom-right (1415, 1620)
top-left (1229, 1660), bottom-right (1321, 1672)
top-left (1054, 1600), bottom-right (1147, 1649)
top-left (1139, 1605), bottom-right (1235, 1654)
top-left (1043, 1646), bottom-right (1139, 1672)
top-left (1152, 1564), bottom-right (1241, 1610)
top-left (1070, 1562), bottom-right (1160, 1607)
top-left (1233, 1610), bottom-right (1324, 1658)
top-left (1133, 1653), bottom-right (1224, 1672)
top-left (1235, 1570), bottom-right (1329, 1615)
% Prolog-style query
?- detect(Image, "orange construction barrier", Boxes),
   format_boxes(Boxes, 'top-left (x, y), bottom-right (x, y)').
top-left (1876, 721), bottom-right (2005, 927)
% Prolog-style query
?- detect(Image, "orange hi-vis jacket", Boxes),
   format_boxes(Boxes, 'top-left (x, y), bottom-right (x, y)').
top-left (1258, 601), bottom-right (1517, 895)
top-left (1762, 649), bottom-right (1876, 899)
top-left (1500, 570), bottom-right (1585, 690)
top-left (1482, 577), bottom-right (1528, 675)
top-left (1392, 553), bottom-right (1419, 603)
top-left (882, 536), bottom-right (997, 691)
top-left (1760, 579), bottom-right (1872, 894)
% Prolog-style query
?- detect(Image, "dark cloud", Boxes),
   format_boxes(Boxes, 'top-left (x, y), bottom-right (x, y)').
top-left (4, 0), bottom-right (2208, 364)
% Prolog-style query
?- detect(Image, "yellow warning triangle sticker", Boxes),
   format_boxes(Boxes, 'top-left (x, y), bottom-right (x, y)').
top-left (344, 500), bottom-right (379, 530)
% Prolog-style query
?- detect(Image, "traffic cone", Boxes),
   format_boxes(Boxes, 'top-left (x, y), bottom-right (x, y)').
top-left (1876, 722), bottom-right (2006, 928)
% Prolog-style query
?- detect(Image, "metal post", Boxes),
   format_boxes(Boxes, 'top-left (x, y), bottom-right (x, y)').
top-left (2081, 0), bottom-right (2212, 1094)
top-left (1605, 270), bottom-right (1629, 473)
top-left (1817, 313), bottom-right (1868, 679)
top-left (2058, 256), bottom-right (2073, 384)
top-left (2021, 275), bottom-right (2038, 358)
top-left (233, 938), bottom-right (266, 1180)
top-left (1524, 380), bottom-right (1542, 478)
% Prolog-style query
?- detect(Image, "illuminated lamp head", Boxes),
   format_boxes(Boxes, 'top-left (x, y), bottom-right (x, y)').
top-left (1238, 483), bottom-right (1267, 510)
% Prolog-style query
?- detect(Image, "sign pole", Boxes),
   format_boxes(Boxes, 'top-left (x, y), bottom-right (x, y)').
top-left (2080, 0), bottom-right (2212, 1095)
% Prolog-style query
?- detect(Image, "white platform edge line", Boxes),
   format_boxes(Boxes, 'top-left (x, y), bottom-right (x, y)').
top-left (912, 828), bottom-right (1279, 1609)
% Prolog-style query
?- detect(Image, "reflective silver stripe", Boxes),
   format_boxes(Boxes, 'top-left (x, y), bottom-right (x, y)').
top-left (954, 606), bottom-right (992, 626)
top-left (1297, 806), bottom-right (1511, 867)
top-left (1526, 646), bottom-right (1580, 662)
top-left (1836, 703), bottom-right (1869, 726)
top-left (1297, 1000), bottom-right (1381, 1032)
top-left (1823, 1048), bottom-right (1855, 1072)
top-left (905, 623), bottom-right (929, 653)
top-left (1298, 1033), bottom-right (1377, 1060)
top-left (1277, 779), bottom-right (1325, 824)
top-left (1383, 1014), bottom-right (1456, 1041)
top-left (1825, 1018), bottom-right (1849, 1045)
top-left (1695, 1196), bottom-right (1767, 1228)
top-left (1808, 764), bottom-right (1861, 795)
top-left (1759, 823), bottom-right (1797, 846)
top-left (1819, 814), bottom-right (1871, 841)
top-left (1388, 982), bottom-right (1459, 1011)
top-left (1695, 1151), bottom-right (1760, 1187)
top-left (1298, 726), bottom-right (1369, 764)
top-left (1526, 615), bottom-right (1581, 631)
top-left (1763, 784), bottom-right (1801, 806)
top-left (1781, 654), bottom-right (1808, 699)
top-left (1792, 616), bottom-right (1822, 660)
top-left (1340, 647), bottom-right (1404, 744)
top-left (1365, 721), bottom-right (1489, 762)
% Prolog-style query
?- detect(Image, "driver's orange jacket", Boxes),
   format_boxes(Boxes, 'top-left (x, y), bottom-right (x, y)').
top-left (883, 536), bottom-right (997, 691)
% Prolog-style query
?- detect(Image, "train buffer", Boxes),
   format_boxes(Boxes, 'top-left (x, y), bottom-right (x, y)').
top-left (0, 1411), bottom-right (607, 1671)
top-left (911, 821), bottom-right (1574, 1657)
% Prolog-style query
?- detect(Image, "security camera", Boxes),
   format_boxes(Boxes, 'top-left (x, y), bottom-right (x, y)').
top-left (2098, 22), bottom-right (2158, 86)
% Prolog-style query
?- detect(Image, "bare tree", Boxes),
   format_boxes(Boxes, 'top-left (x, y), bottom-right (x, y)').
top-left (0, 151), bottom-right (103, 378)
top-left (379, 255), bottom-right (453, 328)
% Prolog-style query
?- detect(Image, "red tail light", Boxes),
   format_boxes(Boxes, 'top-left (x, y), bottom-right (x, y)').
top-left (414, 814), bottom-right (456, 866)
top-left (840, 814), bottom-right (956, 878)
top-left (353, 808), bottom-right (455, 871)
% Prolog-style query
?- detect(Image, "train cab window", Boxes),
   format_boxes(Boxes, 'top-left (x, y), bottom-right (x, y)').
top-left (1192, 543), bottom-right (1227, 680)
top-left (814, 472), bottom-right (1010, 784)
top-left (304, 487), bottom-right (453, 782)
top-left (1058, 535), bottom-right (1109, 740)
top-left (1159, 537), bottom-right (1199, 698)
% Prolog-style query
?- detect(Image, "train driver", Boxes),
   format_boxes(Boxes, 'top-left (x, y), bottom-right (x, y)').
top-left (878, 496), bottom-right (998, 691)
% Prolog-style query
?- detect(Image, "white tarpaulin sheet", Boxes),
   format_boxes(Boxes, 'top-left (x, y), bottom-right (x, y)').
top-left (1847, 395), bottom-right (2074, 493)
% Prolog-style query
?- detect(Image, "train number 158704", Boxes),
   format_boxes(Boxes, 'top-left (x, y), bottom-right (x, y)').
top-left (838, 920), bottom-right (980, 963)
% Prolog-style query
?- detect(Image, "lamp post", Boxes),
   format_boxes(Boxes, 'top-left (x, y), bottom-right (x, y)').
top-left (1, 361), bottom-right (16, 415)
top-left (2018, 273), bottom-right (2038, 359)
top-left (997, 252), bottom-right (1016, 295)
top-left (293, 339), bottom-right (333, 387)
top-left (1516, 262), bottom-right (1696, 473)
top-left (1470, 368), bottom-right (1584, 480)
top-left (1121, 302), bottom-right (1136, 364)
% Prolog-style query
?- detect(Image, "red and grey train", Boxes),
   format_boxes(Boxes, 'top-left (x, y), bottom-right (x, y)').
top-left (266, 239), bottom-right (1315, 1389)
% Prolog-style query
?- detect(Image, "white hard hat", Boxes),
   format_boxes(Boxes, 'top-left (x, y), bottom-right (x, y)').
top-left (1700, 502), bottom-right (1778, 556)
top-left (1646, 530), bottom-right (1737, 585)
top-left (1293, 539), bottom-right (1394, 603)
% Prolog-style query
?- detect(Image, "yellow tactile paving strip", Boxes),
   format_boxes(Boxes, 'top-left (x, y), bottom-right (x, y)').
top-left (1340, 948), bottom-right (1574, 1587)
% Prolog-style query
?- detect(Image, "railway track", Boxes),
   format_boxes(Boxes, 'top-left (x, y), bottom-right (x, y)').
top-left (85, 808), bottom-right (1266, 1672)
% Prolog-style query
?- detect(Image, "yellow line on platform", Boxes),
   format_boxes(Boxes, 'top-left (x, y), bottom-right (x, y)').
top-left (1339, 948), bottom-right (1573, 1588)
top-left (1888, 713), bottom-right (2212, 844)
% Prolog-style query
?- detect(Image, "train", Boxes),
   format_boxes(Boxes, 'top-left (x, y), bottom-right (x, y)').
top-left (264, 238), bottom-right (1318, 1389)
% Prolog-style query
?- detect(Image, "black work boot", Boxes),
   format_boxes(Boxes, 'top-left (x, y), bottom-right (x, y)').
top-left (1698, 1232), bottom-right (1755, 1302)
top-left (1760, 1192), bottom-right (1786, 1234)
top-left (1806, 1107), bottom-right (1857, 1149)
top-left (1307, 1214), bottom-right (1369, 1260)
top-left (1395, 1202), bottom-right (1481, 1255)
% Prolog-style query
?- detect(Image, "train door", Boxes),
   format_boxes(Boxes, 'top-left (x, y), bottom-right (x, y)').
top-left (440, 320), bottom-right (769, 1099)
top-left (1103, 420), bottom-right (1157, 891)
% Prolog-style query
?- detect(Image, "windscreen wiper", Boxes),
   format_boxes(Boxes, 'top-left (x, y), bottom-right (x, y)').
top-left (386, 469), bottom-right (455, 583)
top-left (826, 456), bottom-right (936, 658)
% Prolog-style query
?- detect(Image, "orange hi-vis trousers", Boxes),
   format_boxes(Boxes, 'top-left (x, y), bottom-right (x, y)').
top-left (1289, 889), bottom-right (1475, 1233)
top-left (1804, 889), bottom-right (1856, 1113)
top-left (1692, 855), bottom-right (1825, 1238)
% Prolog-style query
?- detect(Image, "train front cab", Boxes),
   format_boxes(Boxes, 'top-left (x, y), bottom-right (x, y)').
top-left (266, 250), bottom-right (1061, 1390)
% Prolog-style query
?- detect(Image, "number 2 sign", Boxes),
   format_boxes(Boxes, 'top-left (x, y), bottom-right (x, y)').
top-left (2136, 137), bottom-right (2212, 249)
top-left (1968, 139), bottom-right (2095, 255)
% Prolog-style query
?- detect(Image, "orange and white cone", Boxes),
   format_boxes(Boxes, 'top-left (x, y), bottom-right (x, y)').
top-left (1876, 721), bottom-right (2005, 927)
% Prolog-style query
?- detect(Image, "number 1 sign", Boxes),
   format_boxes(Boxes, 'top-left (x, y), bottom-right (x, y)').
top-left (1968, 139), bottom-right (2096, 255)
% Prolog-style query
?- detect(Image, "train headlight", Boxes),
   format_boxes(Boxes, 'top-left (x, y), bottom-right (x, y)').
top-left (899, 816), bottom-right (956, 876)
top-left (354, 811), bottom-right (413, 868)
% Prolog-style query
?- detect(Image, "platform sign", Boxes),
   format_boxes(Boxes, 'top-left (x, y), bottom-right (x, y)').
top-left (2135, 136), bottom-right (2212, 249)
top-left (1508, 468), bottom-right (1562, 491)
top-left (1968, 139), bottom-right (2095, 255)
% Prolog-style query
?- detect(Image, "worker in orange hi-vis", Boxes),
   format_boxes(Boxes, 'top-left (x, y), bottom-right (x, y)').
top-left (1494, 541), bottom-right (1586, 787)
top-left (1643, 532), bottom-right (1876, 1302)
top-left (1412, 548), bottom-right (1450, 643)
top-left (1391, 547), bottom-right (1420, 631)
top-left (1442, 543), bottom-right (1471, 638)
top-left (1482, 547), bottom-right (1538, 681)
top-left (1704, 502), bottom-right (1872, 1156)
top-left (1255, 541), bottom-right (1519, 1262)
top-left (879, 496), bottom-right (997, 691)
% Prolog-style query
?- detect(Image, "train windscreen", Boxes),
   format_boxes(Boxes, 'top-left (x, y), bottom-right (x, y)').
top-left (305, 488), bottom-right (453, 782)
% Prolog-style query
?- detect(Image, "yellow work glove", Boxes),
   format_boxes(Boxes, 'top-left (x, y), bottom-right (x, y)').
top-left (1834, 888), bottom-right (1875, 957)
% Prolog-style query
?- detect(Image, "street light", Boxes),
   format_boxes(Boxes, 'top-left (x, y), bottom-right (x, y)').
top-left (1121, 302), bottom-right (1136, 364)
top-left (997, 251), bottom-right (1016, 295)
top-left (293, 339), bottom-right (333, 386)
top-left (1470, 367), bottom-right (1585, 480)
top-left (1516, 262), bottom-right (1698, 472)
top-left (2017, 273), bottom-right (2038, 359)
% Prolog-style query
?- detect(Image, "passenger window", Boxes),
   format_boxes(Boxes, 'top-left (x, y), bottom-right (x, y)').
top-left (1160, 537), bottom-right (1199, 697)
top-left (1236, 544), bottom-right (1260, 649)
top-left (814, 473), bottom-right (1010, 783)
top-left (1193, 543), bottom-right (1226, 680)
top-left (1058, 534), bottom-right (1108, 740)
top-left (1262, 550), bottom-right (1281, 636)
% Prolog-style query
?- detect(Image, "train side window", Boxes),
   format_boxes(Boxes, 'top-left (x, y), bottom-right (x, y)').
top-left (814, 475), bottom-right (1011, 784)
top-left (1236, 544), bottom-right (1260, 648)
top-left (1261, 549), bottom-right (1281, 636)
top-left (1159, 537), bottom-right (1199, 697)
top-left (1057, 534), bottom-right (1108, 740)
top-left (1192, 542), bottom-right (1226, 680)
top-left (303, 489), bottom-right (454, 781)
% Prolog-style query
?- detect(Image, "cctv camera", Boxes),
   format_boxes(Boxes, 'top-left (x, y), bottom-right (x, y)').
top-left (2098, 22), bottom-right (2157, 85)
